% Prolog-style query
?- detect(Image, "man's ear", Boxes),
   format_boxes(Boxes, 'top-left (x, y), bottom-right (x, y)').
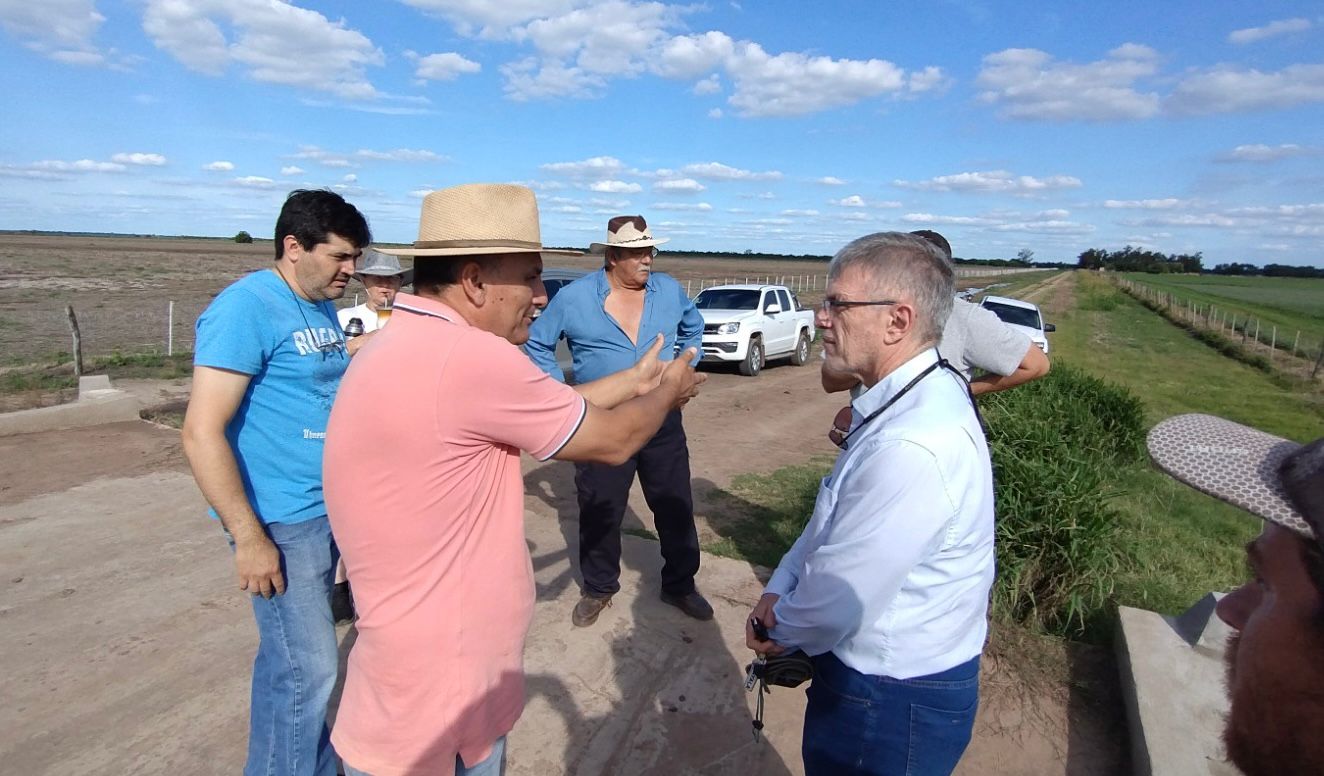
top-left (884, 302), bottom-right (916, 345)
top-left (281, 235), bottom-right (302, 263)
top-left (460, 259), bottom-right (486, 305)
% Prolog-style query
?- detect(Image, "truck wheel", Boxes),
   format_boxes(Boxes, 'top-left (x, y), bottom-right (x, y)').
top-left (739, 337), bottom-right (764, 376)
top-left (790, 331), bottom-right (811, 366)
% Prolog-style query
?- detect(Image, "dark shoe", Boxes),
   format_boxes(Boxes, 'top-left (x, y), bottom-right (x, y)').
top-left (660, 590), bottom-right (714, 621)
top-left (331, 581), bottom-right (355, 624)
top-left (572, 594), bottom-right (613, 627)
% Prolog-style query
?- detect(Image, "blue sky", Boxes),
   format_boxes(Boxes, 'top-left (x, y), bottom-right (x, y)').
top-left (1, 1), bottom-right (1322, 266)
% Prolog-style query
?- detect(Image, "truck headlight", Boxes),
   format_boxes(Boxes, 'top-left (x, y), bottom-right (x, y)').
top-left (717, 322), bottom-right (740, 335)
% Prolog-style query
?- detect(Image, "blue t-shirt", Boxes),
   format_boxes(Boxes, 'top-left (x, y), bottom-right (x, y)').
top-left (194, 269), bottom-right (347, 525)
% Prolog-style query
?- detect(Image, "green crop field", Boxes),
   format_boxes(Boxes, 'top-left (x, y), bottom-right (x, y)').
top-left (1121, 273), bottom-right (1324, 354)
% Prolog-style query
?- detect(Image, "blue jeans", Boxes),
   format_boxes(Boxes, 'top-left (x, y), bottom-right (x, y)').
top-left (343, 736), bottom-right (507, 776)
top-left (802, 652), bottom-right (980, 776)
top-left (230, 517), bottom-right (340, 776)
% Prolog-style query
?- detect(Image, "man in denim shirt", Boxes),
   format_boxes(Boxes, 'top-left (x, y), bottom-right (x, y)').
top-left (526, 215), bottom-right (710, 626)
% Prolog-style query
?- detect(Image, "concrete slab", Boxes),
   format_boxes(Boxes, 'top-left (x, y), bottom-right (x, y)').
top-left (0, 375), bottom-right (140, 437)
top-left (1116, 598), bottom-right (1239, 776)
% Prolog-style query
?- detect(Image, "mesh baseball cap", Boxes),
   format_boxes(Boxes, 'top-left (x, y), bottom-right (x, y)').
top-left (1148, 413), bottom-right (1323, 540)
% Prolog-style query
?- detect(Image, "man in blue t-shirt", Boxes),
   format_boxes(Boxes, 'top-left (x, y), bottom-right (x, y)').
top-left (182, 189), bottom-right (370, 776)
top-left (526, 215), bottom-right (711, 628)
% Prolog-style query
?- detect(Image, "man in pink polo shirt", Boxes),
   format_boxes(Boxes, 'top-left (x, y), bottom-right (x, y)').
top-left (323, 184), bottom-right (704, 776)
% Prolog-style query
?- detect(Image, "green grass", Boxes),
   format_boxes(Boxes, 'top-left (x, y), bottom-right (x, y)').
top-left (704, 457), bottom-right (835, 569)
top-left (964, 270), bottom-right (1060, 299)
top-left (0, 350), bottom-right (194, 396)
top-left (1122, 273), bottom-right (1324, 357)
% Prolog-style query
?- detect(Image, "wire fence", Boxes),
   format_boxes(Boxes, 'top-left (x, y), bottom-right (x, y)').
top-left (8, 267), bottom-right (1045, 367)
top-left (1115, 277), bottom-right (1324, 378)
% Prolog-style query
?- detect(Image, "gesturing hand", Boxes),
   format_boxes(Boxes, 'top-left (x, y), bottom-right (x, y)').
top-left (660, 348), bottom-right (707, 409)
top-left (632, 334), bottom-right (667, 396)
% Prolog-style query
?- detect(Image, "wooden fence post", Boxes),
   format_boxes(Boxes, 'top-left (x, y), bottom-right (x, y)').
top-left (1314, 339), bottom-right (1324, 378)
top-left (65, 304), bottom-right (83, 377)
top-left (1271, 327), bottom-right (1277, 362)
top-left (1293, 331), bottom-right (1301, 358)
top-left (167, 300), bottom-right (175, 356)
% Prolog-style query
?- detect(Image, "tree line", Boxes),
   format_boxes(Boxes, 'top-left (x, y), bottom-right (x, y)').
top-left (1077, 245), bottom-right (1324, 277)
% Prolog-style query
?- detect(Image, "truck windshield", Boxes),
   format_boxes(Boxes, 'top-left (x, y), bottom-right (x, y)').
top-left (982, 301), bottom-right (1041, 329)
top-left (694, 289), bottom-right (760, 310)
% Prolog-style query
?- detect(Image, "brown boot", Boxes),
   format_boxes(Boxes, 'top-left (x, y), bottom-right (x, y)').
top-left (572, 593), bottom-right (613, 627)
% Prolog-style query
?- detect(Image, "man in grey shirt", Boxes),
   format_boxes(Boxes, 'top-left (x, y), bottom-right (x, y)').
top-left (822, 230), bottom-right (1049, 441)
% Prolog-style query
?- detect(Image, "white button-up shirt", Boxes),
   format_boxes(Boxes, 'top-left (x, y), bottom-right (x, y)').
top-left (766, 348), bottom-right (995, 680)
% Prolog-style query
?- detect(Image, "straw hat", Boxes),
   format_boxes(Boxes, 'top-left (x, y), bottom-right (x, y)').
top-left (590, 215), bottom-right (670, 250)
top-left (377, 183), bottom-right (580, 257)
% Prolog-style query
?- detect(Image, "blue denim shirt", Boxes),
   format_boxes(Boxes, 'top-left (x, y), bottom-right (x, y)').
top-left (526, 269), bottom-right (703, 384)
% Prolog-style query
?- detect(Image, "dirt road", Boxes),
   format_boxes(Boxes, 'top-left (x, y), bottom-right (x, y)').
top-left (0, 322), bottom-right (1120, 775)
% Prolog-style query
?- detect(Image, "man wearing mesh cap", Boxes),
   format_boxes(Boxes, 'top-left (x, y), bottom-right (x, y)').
top-left (1148, 414), bottom-right (1324, 776)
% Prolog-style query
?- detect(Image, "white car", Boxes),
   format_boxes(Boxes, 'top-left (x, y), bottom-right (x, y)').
top-left (979, 295), bottom-right (1056, 354)
top-left (693, 284), bottom-right (816, 376)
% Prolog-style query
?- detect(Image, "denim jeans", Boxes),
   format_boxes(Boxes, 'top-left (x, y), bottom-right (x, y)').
top-left (231, 517), bottom-right (340, 776)
top-left (343, 736), bottom-right (507, 776)
top-left (802, 652), bottom-right (980, 776)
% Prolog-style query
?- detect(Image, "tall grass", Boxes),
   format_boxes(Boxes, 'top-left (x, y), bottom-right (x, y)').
top-left (706, 362), bottom-right (1146, 643)
top-left (981, 363), bottom-right (1146, 640)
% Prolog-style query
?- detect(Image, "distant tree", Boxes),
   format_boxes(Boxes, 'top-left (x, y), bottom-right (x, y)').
top-left (1016, 248), bottom-right (1035, 263)
top-left (1078, 248), bottom-right (1106, 270)
top-left (233, 230), bottom-right (253, 244)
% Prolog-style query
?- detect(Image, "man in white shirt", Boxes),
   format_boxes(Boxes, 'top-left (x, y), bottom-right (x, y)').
top-left (746, 232), bottom-right (995, 776)
top-left (338, 250), bottom-right (411, 335)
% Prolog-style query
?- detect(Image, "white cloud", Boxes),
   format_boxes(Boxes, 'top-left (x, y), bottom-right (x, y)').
top-left (501, 56), bottom-right (605, 100)
top-left (280, 165), bottom-right (304, 176)
top-left (902, 213), bottom-right (995, 226)
top-left (654, 30), bottom-right (734, 78)
top-left (693, 74), bottom-right (722, 95)
top-left (141, 0), bottom-right (384, 99)
top-left (133, 94), bottom-right (159, 105)
top-left (342, 173), bottom-right (358, 183)
top-left (589, 197), bottom-right (629, 208)
top-left (409, 51), bottom-right (482, 81)
top-left (355, 148), bottom-right (444, 162)
top-left (781, 209), bottom-right (819, 217)
top-left (232, 175), bottom-right (277, 188)
top-left (894, 170), bottom-right (1083, 194)
top-left (112, 152), bottom-right (167, 166)
top-left (653, 201), bottom-right (713, 211)
top-left (204, 160), bottom-right (235, 172)
top-left (0, 0), bottom-right (109, 65)
top-left (817, 176), bottom-right (847, 186)
top-left (976, 44), bottom-right (1161, 121)
top-left (832, 195), bottom-right (867, 207)
top-left (32, 159), bottom-right (125, 172)
top-left (723, 40), bottom-right (914, 117)
top-left (1167, 64), bottom-right (1324, 114)
top-left (1103, 198), bottom-right (1187, 209)
top-left (654, 178), bottom-right (706, 193)
top-left (1038, 209), bottom-right (1071, 219)
top-left (990, 220), bottom-right (1095, 235)
top-left (681, 161), bottom-right (782, 181)
top-left (398, 0), bottom-right (577, 37)
top-left (1228, 18), bottom-right (1312, 45)
top-left (708, 108), bottom-right (723, 119)
top-left (541, 156), bottom-right (626, 178)
top-left (589, 180), bottom-right (642, 193)
top-left (409, 188), bottom-right (434, 198)
top-left (1221, 143), bottom-right (1315, 162)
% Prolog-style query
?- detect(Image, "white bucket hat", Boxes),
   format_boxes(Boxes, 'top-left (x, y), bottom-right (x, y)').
top-left (590, 215), bottom-right (670, 250)
top-left (354, 250), bottom-right (413, 285)
top-left (376, 183), bottom-right (580, 258)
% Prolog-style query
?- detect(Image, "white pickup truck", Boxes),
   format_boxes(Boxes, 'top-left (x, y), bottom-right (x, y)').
top-left (693, 284), bottom-right (816, 376)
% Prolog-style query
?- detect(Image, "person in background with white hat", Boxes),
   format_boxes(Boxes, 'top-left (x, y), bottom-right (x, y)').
top-left (1148, 415), bottom-right (1324, 776)
top-left (323, 185), bottom-right (705, 776)
top-left (526, 214), bottom-right (712, 628)
top-left (337, 249), bottom-right (413, 338)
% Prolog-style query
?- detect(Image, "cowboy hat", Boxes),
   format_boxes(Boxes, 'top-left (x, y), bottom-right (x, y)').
top-left (354, 249), bottom-right (414, 286)
top-left (377, 183), bottom-right (580, 258)
top-left (589, 215), bottom-right (670, 251)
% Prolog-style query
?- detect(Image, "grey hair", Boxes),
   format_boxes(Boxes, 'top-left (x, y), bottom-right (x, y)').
top-left (828, 232), bottom-right (954, 347)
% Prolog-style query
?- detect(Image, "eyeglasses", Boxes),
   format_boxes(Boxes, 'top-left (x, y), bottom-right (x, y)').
top-left (819, 297), bottom-right (899, 315)
top-left (615, 247), bottom-right (658, 260)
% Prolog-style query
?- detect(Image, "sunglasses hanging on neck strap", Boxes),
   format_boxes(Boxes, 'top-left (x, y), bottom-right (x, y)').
top-left (839, 356), bottom-right (986, 448)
